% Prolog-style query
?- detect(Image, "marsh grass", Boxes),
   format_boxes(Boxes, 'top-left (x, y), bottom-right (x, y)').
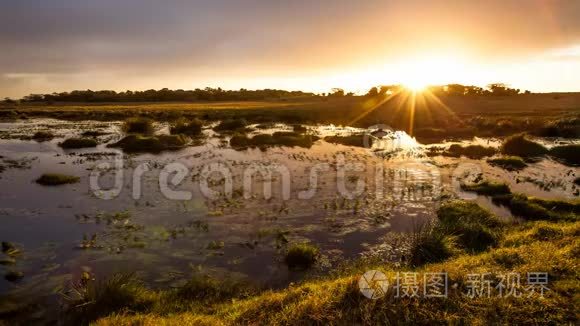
top-left (408, 223), bottom-right (457, 266)
top-left (230, 132), bottom-right (318, 149)
top-left (461, 181), bottom-right (511, 196)
top-left (487, 156), bottom-right (527, 170)
top-left (324, 134), bottom-right (367, 147)
top-left (122, 117), bottom-right (154, 135)
top-left (108, 134), bottom-right (189, 153)
top-left (435, 200), bottom-right (502, 252)
top-left (549, 144), bottom-right (580, 166)
top-left (59, 137), bottom-right (98, 149)
top-left (96, 219), bottom-right (580, 325)
top-left (32, 131), bottom-right (54, 141)
top-left (213, 119), bottom-right (248, 133)
top-left (444, 144), bottom-right (497, 159)
top-left (170, 118), bottom-right (204, 136)
top-left (284, 243), bottom-right (319, 270)
top-left (500, 134), bottom-right (548, 157)
top-left (36, 173), bottom-right (80, 186)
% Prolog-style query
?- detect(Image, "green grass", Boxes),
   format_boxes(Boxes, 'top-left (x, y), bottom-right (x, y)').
top-left (92, 217), bottom-right (579, 325)
top-left (35, 173), bottom-right (80, 186)
top-left (549, 144), bottom-right (580, 166)
top-left (461, 181), bottom-right (511, 196)
top-left (59, 137), bottom-right (98, 149)
top-left (487, 156), bottom-right (527, 170)
top-left (284, 243), bottom-right (319, 270)
top-left (500, 134), bottom-right (548, 157)
top-left (435, 200), bottom-right (502, 252)
top-left (122, 117), bottom-right (154, 135)
top-left (108, 134), bottom-right (189, 153)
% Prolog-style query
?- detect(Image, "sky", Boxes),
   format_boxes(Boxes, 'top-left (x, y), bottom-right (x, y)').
top-left (1, 0), bottom-right (580, 98)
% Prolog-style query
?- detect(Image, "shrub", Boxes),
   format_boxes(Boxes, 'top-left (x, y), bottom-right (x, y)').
top-left (500, 134), bottom-right (548, 157)
top-left (36, 173), bottom-right (80, 186)
top-left (284, 243), bottom-right (318, 270)
top-left (59, 137), bottom-right (98, 149)
top-left (487, 156), bottom-right (527, 171)
top-left (122, 117), bottom-right (154, 135)
top-left (170, 118), bottom-right (204, 136)
top-left (549, 144), bottom-right (580, 166)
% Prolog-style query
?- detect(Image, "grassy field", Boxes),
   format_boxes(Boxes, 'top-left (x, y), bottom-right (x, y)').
top-left (2, 93), bottom-right (579, 142)
top-left (66, 195), bottom-right (579, 325)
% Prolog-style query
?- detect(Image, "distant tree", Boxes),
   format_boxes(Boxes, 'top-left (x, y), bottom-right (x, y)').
top-left (365, 87), bottom-right (379, 97)
top-left (329, 88), bottom-right (345, 97)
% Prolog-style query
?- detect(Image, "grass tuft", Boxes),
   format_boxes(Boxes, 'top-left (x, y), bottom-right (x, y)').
top-left (500, 134), bottom-right (548, 157)
top-left (170, 118), bottom-right (204, 136)
top-left (461, 181), bottom-right (511, 196)
top-left (122, 117), bottom-right (154, 135)
top-left (549, 144), bottom-right (580, 166)
top-left (36, 173), bottom-right (80, 186)
top-left (59, 137), bottom-right (98, 149)
top-left (108, 134), bottom-right (189, 153)
top-left (32, 131), bottom-right (54, 141)
top-left (284, 243), bottom-right (319, 270)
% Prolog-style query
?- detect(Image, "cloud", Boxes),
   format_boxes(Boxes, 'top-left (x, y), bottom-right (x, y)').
top-left (1, 0), bottom-right (580, 97)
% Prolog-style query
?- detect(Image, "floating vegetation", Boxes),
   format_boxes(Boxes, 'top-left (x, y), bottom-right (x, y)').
top-left (500, 134), bottom-right (548, 157)
top-left (122, 117), bottom-right (154, 135)
top-left (170, 118), bottom-right (204, 136)
top-left (230, 131), bottom-right (318, 149)
top-left (284, 243), bottom-right (318, 270)
top-left (549, 144), bottom-right (580, 166)
top-left (59, 137), bottom-right (98, 149)
top-left (487, 156), bottom-right (527, 170)
top-left (206, 241), bottom-right (225, 250)
top-left (36, 173), bottom-right (80, 186)
top-left (108, 134), bottom-right (189, 153)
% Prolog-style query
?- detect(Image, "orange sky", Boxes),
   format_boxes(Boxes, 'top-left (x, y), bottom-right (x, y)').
top-left (1, 1), bottom-right (579, 97)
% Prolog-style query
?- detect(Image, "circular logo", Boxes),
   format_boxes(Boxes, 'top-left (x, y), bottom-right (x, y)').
top-left (359, 270), bottom-right (389, 299)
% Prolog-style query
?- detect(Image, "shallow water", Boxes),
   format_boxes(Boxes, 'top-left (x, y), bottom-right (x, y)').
top-left (0, 119), bottom-right (577, 320)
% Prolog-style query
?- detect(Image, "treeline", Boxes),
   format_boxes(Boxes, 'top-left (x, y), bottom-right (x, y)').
top-left (14, 88), bottom-right (316, 103)
top-left (357, 83), bottom-right (528, 97)
top-left (3, 83), bottom-right (530, 104)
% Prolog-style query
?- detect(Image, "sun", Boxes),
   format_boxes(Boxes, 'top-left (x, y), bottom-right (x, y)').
top-left (402, 79), bottom-right (428, 92)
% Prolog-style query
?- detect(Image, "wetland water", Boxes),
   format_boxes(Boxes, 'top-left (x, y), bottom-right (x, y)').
top-left (0, 119), bottom-right (578, 320)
